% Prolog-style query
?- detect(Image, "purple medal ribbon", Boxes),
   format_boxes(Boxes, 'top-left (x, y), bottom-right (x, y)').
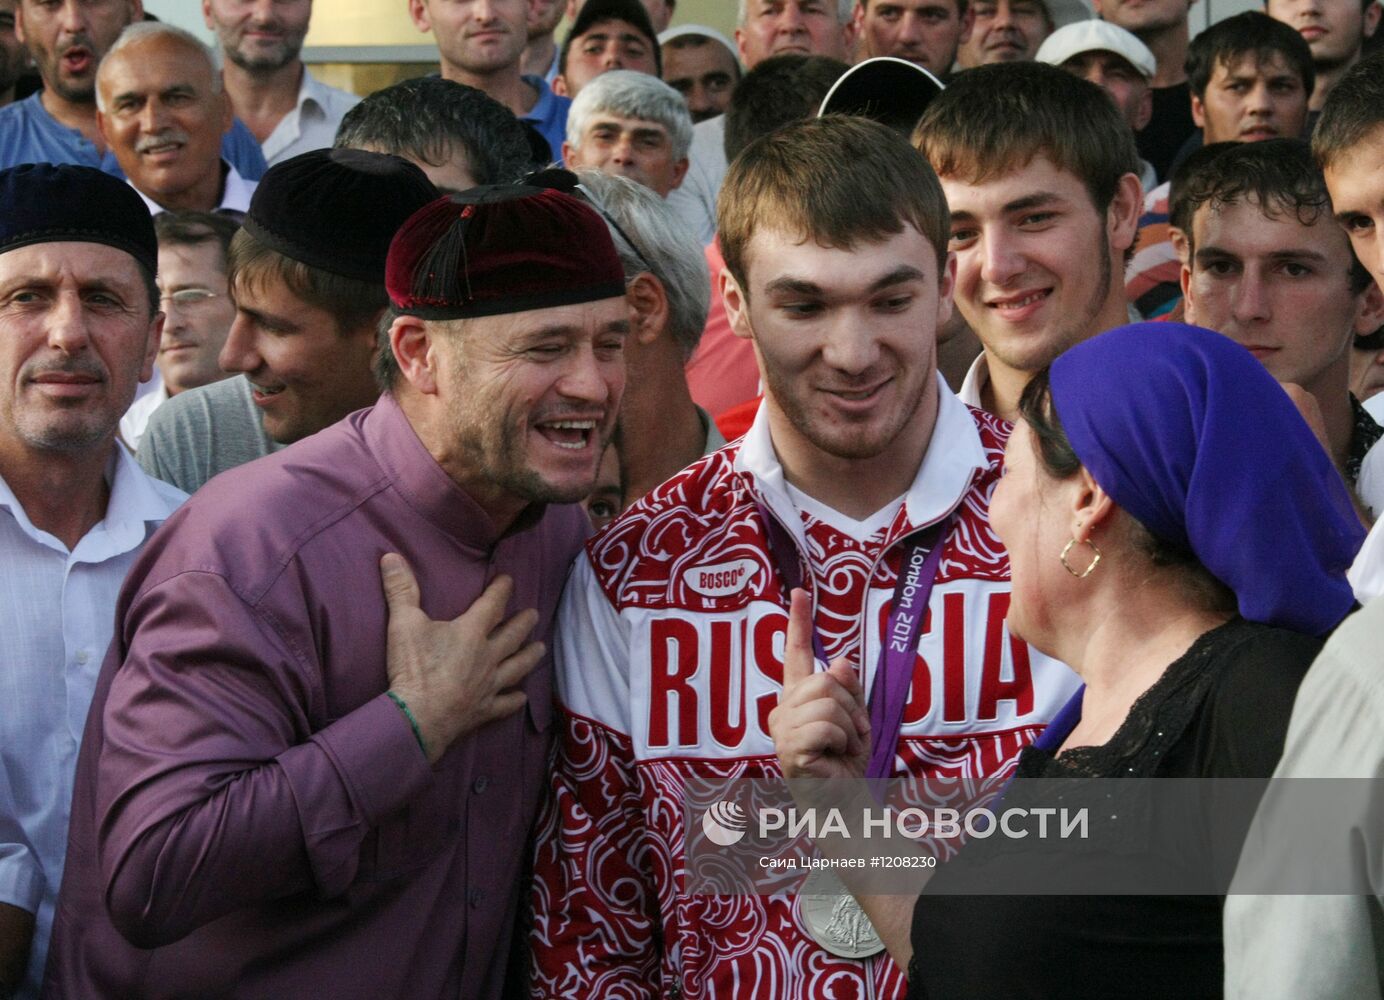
top-left (758, 503), bottom-right (950, 781)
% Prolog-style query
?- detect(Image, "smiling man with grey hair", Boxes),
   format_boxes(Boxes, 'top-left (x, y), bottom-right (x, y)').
top-left (564, 69), bottom-right (692, 196)
top-left (95, 22), bottom-right (257, 215)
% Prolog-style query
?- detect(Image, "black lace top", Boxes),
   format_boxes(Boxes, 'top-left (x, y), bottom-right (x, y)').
top-left (904, 618), bottom-right (1323, 1000)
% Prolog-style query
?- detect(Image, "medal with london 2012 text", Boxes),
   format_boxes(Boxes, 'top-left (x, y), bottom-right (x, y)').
top-left (758, 504), bottom-right (953, 964)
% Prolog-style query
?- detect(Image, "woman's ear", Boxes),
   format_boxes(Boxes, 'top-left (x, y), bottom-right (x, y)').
top-left (1071, 465), bottom-right (1116, 542)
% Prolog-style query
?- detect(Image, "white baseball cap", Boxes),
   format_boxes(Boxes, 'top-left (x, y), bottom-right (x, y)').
top-left (657, 24), bottom-right (740, 66)
top-left (1035, 19), bottom-right (1158, 79)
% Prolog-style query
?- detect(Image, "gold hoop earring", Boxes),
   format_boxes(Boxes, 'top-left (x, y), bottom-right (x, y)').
top-left (1060, 538), bottom-right (1101, 578)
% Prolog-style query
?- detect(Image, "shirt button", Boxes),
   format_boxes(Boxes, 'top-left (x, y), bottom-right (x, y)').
top-left (473, 776), bottom-right (489, 794)
top-left (75, 650), bottom-right (89, 665)
top-left (468, 887), bottom-right (484, 908)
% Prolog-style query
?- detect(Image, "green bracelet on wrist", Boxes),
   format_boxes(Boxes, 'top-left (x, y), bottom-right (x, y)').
top-left (386, 690), bottom-right (428, 759)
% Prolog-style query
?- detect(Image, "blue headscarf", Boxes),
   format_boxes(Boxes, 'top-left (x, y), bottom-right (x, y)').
top-left (1048, 322), bottom-right (1363, 637)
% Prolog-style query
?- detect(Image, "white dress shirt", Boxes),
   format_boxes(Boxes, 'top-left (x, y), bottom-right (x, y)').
top-left (0, 447), bottom-right (185, 999)
top-left (666, 113), bottom-right (726, 246)
top-left (132, 161), bottom-right (257, 216)
top-left (119, 376), bottom-right (168, 452)
top-left (261, 69), bottom-right (362, 166)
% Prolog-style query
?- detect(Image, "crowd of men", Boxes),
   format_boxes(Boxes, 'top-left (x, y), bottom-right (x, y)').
top-left (0, 0), bottom-right (1383, 997)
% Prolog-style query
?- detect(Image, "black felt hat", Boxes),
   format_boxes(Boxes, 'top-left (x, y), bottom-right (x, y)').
top-left (0, 163), bottom-right (157, 275)
top-left (242, 148), bottom-right (439, 282)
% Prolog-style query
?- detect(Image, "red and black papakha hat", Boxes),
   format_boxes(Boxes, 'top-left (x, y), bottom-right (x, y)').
top-left (386, 180), bottom-right (626, 320)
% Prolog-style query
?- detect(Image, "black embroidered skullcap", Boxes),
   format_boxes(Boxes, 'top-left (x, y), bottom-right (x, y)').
top-left (242, 148), bottom-right (438, 282)
top-left (386, 176), bottom-right (626, 320)
top-left (0, 163), bottom-right (156, 275)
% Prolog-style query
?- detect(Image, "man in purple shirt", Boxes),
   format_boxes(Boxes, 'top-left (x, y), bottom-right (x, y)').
top-left (41, 178), bottom-right (630, 999)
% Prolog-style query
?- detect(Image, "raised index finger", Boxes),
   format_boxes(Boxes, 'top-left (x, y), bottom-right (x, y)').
top-left (783, 588), bottom-right (819, 690)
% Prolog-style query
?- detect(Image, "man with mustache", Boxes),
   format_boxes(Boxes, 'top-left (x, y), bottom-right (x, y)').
top-left (0, 0), bottom-right (266, 180)
top-left (0, 163), bottom-right (185, 1000)
top-left (203, 0), bottom-right (359, 167)
top-left (96, 23), bottom-right (257, 216)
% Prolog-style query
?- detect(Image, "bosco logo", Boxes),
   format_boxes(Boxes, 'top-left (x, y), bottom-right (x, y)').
top-left (702, 800), bottom-right (748, 846)
top-left (684, 558), bottom-right (759, 598)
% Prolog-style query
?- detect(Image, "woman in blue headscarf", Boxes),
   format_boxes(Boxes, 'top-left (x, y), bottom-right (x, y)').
top-left (771, 323), bottom-right (1365, 999)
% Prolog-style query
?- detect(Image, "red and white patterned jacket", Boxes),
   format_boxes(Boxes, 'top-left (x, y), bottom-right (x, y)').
top-left (531, 384), bottom-right (1081, 999)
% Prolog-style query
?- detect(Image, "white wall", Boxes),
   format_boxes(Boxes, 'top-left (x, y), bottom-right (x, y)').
top-left (142, 1), bottom-right (215, 46)
top-left (1196, 0), bottom-right (1264, 36)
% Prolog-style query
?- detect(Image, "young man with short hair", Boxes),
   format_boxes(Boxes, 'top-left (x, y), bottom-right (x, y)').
top-left (136, 149), bottom-right (436, 493)
top-left (553, 0), bottom-right (660, 97)
top-left (955, 0), bottom-right (1081, 67)
top-left (1267, 0), bottom-right (1380, 111)
top-left (563, 69), bottom-right (691, 196)
top-left (913, 60), bottom-right (1143, 421)
top-left (684, 53), bottom-right (849, 420)
top-left (853, 0), bottom-right (971, 75)
top-left (1188, 11), bottom-right (1313, 146)
top-left (531, 113), bottom-right (1078, 999)
top-left (333, 76), bottom-right (537, 193)
top-left (409, 0), bottom-right (570, 161)
top-left (1179, 138), bottom-right (1384, 511)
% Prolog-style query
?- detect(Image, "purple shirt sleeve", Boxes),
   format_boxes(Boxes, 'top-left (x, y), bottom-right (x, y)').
top-left (97, 570), bottom-right (431, 948)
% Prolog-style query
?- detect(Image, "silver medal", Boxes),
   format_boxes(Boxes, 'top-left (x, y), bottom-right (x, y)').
top-left (798, 867), bottom-right (885, 959)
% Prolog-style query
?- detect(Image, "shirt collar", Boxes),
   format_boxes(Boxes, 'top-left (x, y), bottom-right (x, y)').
top-left (364, 392), bottom-right (546, 552)
top-left (0, 444), bottom-right (185, 557)
top-left (130, 161), bottom-right (252, 216)
top-left (297, 68), bottom-right (335, 114)
top-left (522, 74), bottom-right (556, 121)
top-left (732, 373), bottom-right (987, 549)
top-left (956, 352), bottom-right (989, 409)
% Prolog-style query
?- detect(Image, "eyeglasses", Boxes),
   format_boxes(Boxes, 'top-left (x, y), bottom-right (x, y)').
top-left (159, 288), bottom-right (221, 308)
